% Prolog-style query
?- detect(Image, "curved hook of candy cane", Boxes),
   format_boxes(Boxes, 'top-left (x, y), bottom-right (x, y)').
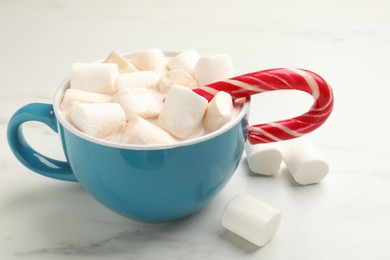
top-left (193, 68), bottom-right (334, 144)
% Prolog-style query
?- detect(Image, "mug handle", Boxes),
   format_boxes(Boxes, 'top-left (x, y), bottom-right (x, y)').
top-left (7, 103), bottom-right (78, 182)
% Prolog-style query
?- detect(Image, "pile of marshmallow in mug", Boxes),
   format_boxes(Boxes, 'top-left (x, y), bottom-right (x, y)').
top-left (61, 49), bottom-right (241, 145)
top-left (62, 48), bottom-right (329, 247)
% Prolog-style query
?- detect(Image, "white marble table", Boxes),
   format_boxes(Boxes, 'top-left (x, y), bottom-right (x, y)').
top-left (1, 0), bottom-right (390, 259)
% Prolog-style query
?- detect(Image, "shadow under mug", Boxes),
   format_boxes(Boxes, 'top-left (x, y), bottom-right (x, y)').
top-left (7, 52), bottom-right (250, 222)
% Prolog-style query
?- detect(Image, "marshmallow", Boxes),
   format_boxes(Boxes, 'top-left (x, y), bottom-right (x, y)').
top-left (194, 54), bottom-right (235, 86)
top-left (60, 89), bottom-right (112, 112)
top-left (122, 116), bottom-right (177, 145)
top-left (222, 194), bottom-right (281, 246)
top-left (104, 132), bottom-right (124, 143)
top-left (159, 69), bottom-right (198, 93)
top-left (117, 71), bottom-right (160, 90)
top-left (131, 49), bottom-right (167, 74)
top-left (114, 88), bottom-right (163, 119)
top-left (104, 50), bottom-right (138, 73)
top-left (203, 91), bottom-right (233, 131)
top-left (158, 84), bottom-right (208, 139)
top-left (70, 63), bottom-right (119, 94)
top-left (71, 103), bottom-right (126, 138)
top-left (245, 142), bottom-right (283, 175)
top-left (222, 194), bottom-right (281, 247)
top-left (167, 49), bottom-right (201, 75)
top-left (282, 139), bottom-right (329, 185)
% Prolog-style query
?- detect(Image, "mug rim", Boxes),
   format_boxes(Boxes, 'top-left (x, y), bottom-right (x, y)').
top-left (53, 51), bottom-right (249, 151)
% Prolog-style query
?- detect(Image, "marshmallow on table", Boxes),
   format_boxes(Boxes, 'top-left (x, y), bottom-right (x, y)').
top-left (71, 103), bottom-right (126, 138)
top-left (159, 69), bottom-right (198, 93)
top-left (122, 116), bottom-right (177, 145)
top-left (281, 139), bottom-right (329, 185)
top-left (245, 142), bottom-right (283, 175)
top-left (222, 194), bottom-right (281, 247)
top-left (203, 91), bottom-right (233, 132)
top-left (104, 50), bottom-right (138, 73)
top-left (167, 49), bottom-right (201, 75)
top-left (114, 88), bottom-right (163, 120)
top-left (70, 63), bottom-right (119, 94)
top-left (117, 71), bottom-right (160, 90)
top-left (194, 54), bottom-right (235, 86)
top-left (158, 84), bottom-right (208, 139)
top-left (131, 48), bottom-right (167, 74)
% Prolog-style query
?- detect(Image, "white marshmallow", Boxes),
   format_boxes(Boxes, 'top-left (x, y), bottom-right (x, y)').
top-left (131, 49), bottom-right (167, 74)
top-left (203, 91), bottom-right (233, 131)
top-left (104, 132), bottom-right (124, 143)
top-left (167, 49), bottom-right (201, 75)
top-left (158, 84), bottom-right (208, 139)
top-left (114, 88), bottom-right (163, 120)
top-left (159, 69), bottom-right (198, 93)
top-left (282, 139), bottom-right (329, 185)
top-left (222, 194), bottom-right (281, 247)
top-left (245, 142), bottom-right (283, 175)
top-left (194, 54), bottom-right (235, 86)
top-left (104, 50), bottom-right (138, 73)
top-left (122, 116), bottom-right (177, 145)
top-left (60, 89), bottom-right (112, 112)
top-left (70, 63), bottom-right (119, 94)
top-left (71, 103), bottom-right (126, 138)
top-left (117, 71), bottom-right (160, 90)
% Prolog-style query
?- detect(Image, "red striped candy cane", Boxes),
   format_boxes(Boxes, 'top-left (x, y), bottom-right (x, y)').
top-left (193, 68), bottom-right (334, 144)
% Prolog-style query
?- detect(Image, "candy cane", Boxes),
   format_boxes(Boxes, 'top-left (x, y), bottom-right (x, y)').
top-left (193, 68), bottom-right (334, 144)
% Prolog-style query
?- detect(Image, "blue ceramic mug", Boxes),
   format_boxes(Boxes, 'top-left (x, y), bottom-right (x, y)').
top-left (7, 52), bottom-right (249, 222)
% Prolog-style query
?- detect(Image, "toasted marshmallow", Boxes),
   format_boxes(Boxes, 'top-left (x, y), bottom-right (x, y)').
top-left (194, 54), bottom-right (235, 86)
top-left (70, 63), bottom-right (119, 94)
top-left (159, 69), bottom-right (198, 93)
top-left (167, 49), bottom-right (201, 75)
top-left (245, 142), bottom-right (283, 175)
top-left (104, 50), bottom-right (138, 73)
top-left (131, 49), bottom-right (167, 74)
top-left (203, 91), bottom-right (233, 131)
top-left (282, 139), bottom-right (329, 185)
top-left (71, 103), bottom-right (126, 138)
top-left (117, 71), bottom-right (160, 90)
top-left (114, 88), bottom-right (163, 120)
top-left (158, 84), bottom-right (208, 139)
top-left (122, 116), bottom-right (177, 145)
top-left (222, 194), bottom-right (281, 247)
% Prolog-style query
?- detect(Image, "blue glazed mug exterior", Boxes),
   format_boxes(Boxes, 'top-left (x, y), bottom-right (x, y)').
top-left (7, 52), bottom-right (249, 222)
